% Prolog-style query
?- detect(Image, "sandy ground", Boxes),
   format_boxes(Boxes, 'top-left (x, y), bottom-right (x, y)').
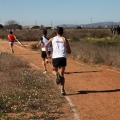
top-left (0, 41), bottom-right (120, 120)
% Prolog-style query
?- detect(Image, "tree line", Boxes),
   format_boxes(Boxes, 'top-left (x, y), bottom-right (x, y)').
top-left (0, 20), bottom-right (47, 30)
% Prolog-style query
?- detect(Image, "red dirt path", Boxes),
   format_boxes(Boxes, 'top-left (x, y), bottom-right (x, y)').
top-left (0, 41), bottom-right (120, 120)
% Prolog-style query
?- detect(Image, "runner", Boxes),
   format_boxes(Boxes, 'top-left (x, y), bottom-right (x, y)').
top-left (37, 29), bottom-right (51, 74)
top-left (45, 27), bottom-right (71, 95)
top-left (8, 31), bottom-right (16, 53)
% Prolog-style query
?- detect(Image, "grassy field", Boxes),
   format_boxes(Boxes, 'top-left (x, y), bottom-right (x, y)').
top-left (0, 28), bottom-right (120, 68)
top-left (69, 37), bottom-right (120, 67)
top-left (0, 53), bottom-right (69, 120)
top-left (0, 28), bottom-right (112, 40)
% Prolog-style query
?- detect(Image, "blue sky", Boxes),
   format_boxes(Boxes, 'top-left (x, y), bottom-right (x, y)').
top-left (0, 0), bottom-right (120, 26)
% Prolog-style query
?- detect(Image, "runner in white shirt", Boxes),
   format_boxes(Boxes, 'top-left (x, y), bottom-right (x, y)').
top-left (37, 29), bottom-right (51, 74)
top-left (45, 27), bottom-right (71, 95)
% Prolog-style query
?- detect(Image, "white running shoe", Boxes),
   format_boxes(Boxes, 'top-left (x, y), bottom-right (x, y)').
top-left (61, 89), bottom-right (66, 95)
top-left (43, 70), bottom-right (47, 74)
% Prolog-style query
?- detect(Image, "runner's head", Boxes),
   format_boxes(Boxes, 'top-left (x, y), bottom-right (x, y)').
top-left (56, 27), bottom-right (64, 36)
top-left (43, 29), bottom-right (47, 36)
top-left (9, 31), bottom-right (13, 34)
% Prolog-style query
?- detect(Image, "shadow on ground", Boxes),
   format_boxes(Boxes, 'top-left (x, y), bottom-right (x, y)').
top-left (78, 89), bottom-right (120, 94)
top-left (66, 89), bottom-right (120, 96)
top-left (65, 70), bottom-right (102, 74)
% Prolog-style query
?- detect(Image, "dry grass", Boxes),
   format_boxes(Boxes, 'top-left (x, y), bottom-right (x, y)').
top-left (0, 29), bottom-right (112, 42)
top-left (64, 29), bottom-right (112, 40)
top-left (0, 54), bottom-right (69, 120)
top-left (1, 29), bottom-right (120, 68)
top-left (70, 39), bottom-right (120, 67)
top-left (30, 43), bottom-right (40, 51)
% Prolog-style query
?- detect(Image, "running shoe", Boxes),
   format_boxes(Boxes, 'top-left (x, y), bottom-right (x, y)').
top-left (61, 89), bottom-right (66, 95)
top-left (43, 70), bottom-right (47, 74)
top-left (56, 72), bottom-right (61, 85)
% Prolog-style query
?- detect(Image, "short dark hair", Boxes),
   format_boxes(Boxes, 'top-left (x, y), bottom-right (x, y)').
top-left (10, 31), bottom-right (13, 34)
top-left (57, 27), bottom-right (64, 36)
top-left (43, 29), bottom-right (47, 35)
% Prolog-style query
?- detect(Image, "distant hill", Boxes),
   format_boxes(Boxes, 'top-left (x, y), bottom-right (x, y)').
top-left (83, 22), bottom-right (120, 28)
top-left (57, 22), bottom-right (120, 28)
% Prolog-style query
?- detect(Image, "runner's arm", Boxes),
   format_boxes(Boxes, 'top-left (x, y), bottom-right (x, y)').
top-left (45, 38), bottom-right (53, 57)
top-left (14, 35), bottom-right (16, 39)
top-left (66, 39), bottom-right (71, 54)
top-left (37, 37), bottom-right (43, 47)
top-left (37, 40), bottom-right (42, 47)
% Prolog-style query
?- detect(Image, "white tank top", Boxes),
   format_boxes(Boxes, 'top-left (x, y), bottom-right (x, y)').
top-left (52, 36), bottom-right (66, 58)
top-left (41, 36), bottom-right (51, 51)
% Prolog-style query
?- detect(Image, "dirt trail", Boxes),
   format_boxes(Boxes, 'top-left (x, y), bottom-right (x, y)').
top-left (0, 41), bottom-right (120, 120)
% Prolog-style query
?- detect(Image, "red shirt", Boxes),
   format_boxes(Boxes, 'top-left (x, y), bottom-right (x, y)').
top-left (8, 34), bottom-right (15, 42)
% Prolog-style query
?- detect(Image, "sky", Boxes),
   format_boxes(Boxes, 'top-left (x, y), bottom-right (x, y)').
top-left (0, 0), bottom-right (120, 26)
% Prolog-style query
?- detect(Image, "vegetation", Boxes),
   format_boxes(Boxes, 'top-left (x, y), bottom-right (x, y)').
top-left (0, 28), bottom-right (111, 41)
top-left (0, 24), bottom-right (3, 29)
top-left (70, 38), bottom-right (120, 67)
top-left (4, 20), bottom-right (22, 30)
top-left (0, 28), bottom-right (120, 68)
top-left (31, 25), bottom-right (40, 29)
top-left (0, 54), bottom-right (69, 119)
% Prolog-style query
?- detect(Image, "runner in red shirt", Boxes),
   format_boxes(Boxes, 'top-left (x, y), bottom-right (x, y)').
top-left (8, 31), bottom-right (16, 53)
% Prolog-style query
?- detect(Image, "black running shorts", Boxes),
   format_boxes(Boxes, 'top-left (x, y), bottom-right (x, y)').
top-left (9, 41), bottom-right (14, 46)
top-left (52, 57), bottom-right (66, 67)
top-left (41, 51), bottom-right (50, 58)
